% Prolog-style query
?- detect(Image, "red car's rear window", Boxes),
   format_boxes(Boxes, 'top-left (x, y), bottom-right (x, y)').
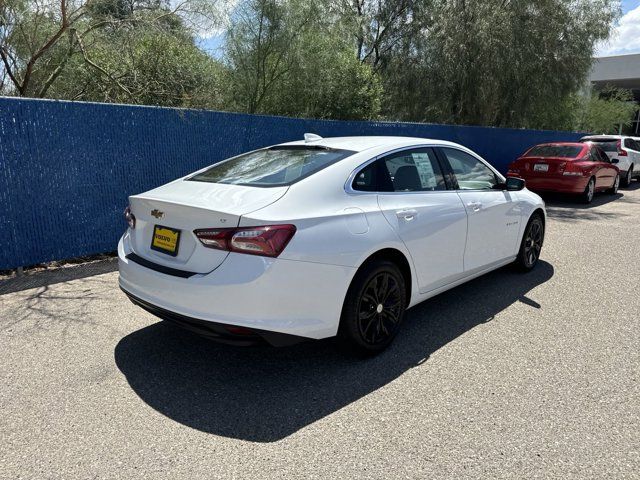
top-left (525, 145), bottom-right (583, 158)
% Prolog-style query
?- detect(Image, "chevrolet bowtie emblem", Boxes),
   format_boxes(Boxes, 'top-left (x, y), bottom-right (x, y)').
top-left (151, 209), bottom-right (164, 219)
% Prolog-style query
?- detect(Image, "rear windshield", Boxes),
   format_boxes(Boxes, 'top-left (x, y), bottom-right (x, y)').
top-left (188, 146), bottom-right (355, 187)
top-left (525, 145), bottom-right (583, 158)
top-left (581, 139), bottom-right (618, 152)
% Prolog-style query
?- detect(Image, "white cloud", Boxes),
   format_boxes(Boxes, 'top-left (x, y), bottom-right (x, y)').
top-left (170, 0), bottom-right (238, 39)
top-left (597, 5), bottom-right (640, 57)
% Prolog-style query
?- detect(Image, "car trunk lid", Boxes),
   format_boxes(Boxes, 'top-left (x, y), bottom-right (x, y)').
top-left (518, 156), bottom-right (576, 175)
top-left (128, 180), bottom-right (288, 274)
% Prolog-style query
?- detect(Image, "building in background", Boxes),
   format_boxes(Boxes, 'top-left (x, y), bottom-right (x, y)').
top-left (590, 53), bottom-right (640, 135)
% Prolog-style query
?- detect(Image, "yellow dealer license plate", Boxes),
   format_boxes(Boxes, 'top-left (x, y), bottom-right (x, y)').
top-left (151, 225), bottom-right (181, 256)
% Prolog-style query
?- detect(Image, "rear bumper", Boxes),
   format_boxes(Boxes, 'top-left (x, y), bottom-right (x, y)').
top-left (121, 287), bottom-right (305, 346)
top-left (511, 174), bottom-right (589, 194)
top-left (118, 234), bottom-right (356, 341)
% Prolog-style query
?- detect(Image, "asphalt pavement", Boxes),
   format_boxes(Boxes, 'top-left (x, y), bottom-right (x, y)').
top-left (1, 184), bottom-right (639, 479)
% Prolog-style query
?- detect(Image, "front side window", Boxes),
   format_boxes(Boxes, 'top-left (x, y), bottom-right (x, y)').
top-left (189, 146), bottom-right (355, 187)
top-left (441, 148), bottom-right (498, 190)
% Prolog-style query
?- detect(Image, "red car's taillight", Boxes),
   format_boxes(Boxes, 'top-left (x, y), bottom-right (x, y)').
top-left (194, 224), bottom-right (296, 257)
top-left (562, 162), bottom-right (586, 176)
top-left (124, 205), bottom-right (136, 229)
top-left (617, 140), bottom-right (628, 156)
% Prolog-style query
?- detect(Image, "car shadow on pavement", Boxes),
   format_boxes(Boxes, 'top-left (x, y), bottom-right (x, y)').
top-left (114, 261), bottom-right (554, 443)
top-left (542, 188), bottom-right (638, 222)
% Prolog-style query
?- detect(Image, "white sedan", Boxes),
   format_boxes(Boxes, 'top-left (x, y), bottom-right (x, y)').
top-left (118, 135), bottom-right (546, 354)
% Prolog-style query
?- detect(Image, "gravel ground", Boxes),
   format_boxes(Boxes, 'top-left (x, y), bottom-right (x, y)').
top-left (1, 185), bottom-right (639, 479)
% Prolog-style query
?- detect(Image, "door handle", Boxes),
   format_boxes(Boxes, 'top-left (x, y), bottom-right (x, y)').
top-left (396, 209), bottom-right (418, 221)
top-left (467, 201), bottom-right (482, 212)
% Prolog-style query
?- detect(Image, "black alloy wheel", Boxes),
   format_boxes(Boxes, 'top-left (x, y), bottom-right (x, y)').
top-left (339, 260), bottom-right (407, 355)
top-left (515, 214), bottom-right (544, 272)
top-left (357, 272), bottom-right (403, 345)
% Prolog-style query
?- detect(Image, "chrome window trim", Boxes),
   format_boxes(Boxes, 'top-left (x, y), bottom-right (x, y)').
top-left (344, 144), bottom-right (506, 195)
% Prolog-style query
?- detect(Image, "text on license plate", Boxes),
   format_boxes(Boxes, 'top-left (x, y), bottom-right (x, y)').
top-left (534, 164), bottom-right (549, 172)
top-left (151, 225), bottom-right (181, 256)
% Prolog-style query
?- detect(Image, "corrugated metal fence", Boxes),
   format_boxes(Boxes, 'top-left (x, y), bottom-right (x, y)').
top-left (0, 97), bottom-right (583, 269)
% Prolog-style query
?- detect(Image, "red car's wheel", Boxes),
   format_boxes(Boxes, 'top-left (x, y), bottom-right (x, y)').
top-left (581, 177), bottom-right (595, 204)
top-left (607, 174), bottom-right (620, 195)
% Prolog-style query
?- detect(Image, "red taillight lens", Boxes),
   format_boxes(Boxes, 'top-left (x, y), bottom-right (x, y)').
top-left (124, 206), bottom-right (136, 229)
top-left (194, 224), bottom-right (296, 257)
top-left (563, 161), bottom-right (585, 176)
top-left (193, 229), bottom-right (231, 250)
top-left (617, 140), bottom-right (628, 156)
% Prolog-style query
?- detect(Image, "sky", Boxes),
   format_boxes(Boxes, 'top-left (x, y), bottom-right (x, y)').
top-left (199, 1), bottom-right (640, 59)
top-left (597, 0), bottom-right (640, 56)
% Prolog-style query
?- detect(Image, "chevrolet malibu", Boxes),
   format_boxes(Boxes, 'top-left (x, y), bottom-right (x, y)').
top-left (119, 135), bottom-right (546, 354)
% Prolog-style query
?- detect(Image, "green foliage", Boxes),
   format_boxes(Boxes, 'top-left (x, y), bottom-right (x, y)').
top-left (381, 0), bottom-right (620, 129)
top-left (0, 0), bottom-right (226, 106)
top-left (223, 0), bottom-right (382, 119)
top-left (576, 87), bottom-right (639, 134)
top-left (45, 21), bottom-right (226, 108)
top-left (1, 0), bottom-right (631, 126)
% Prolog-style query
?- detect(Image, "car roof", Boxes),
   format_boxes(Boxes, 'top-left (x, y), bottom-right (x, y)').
top-left (278, 136), bottom-right (463, 153)
top-left (580, 135), bottom-right (623, 140)
top-left (530, 142), bottom-right (585, 147)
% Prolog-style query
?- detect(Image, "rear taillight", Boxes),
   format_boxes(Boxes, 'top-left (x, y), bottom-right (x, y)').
top-left (124, 206), bottom-right (136, 229)
top-left (563, 162), bottom-right (585, 176)
top-left (194, 224), bottom-right (296, 257)
top-left (617, 140), bottom-right (628, 156)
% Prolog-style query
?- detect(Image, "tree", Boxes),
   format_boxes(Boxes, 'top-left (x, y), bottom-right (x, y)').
top-left (337, 0), bottom-right (420, 72)
top-left (224, 0), bottom-right (382, 119)
top-left (0, 0), bottom-right (224, 100)
top-left (576, 87), bottom-right (639, 134)
top-left (380, 0), bottom-right (620, 129)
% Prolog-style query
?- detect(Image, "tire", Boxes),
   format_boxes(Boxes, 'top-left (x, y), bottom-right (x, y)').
top-left (622, 166), bottom-right (633, 187)
top-left (514, 213), bottom-right (545, 272)
top-left (607, 174), bottom-right (620, 194)
top-left (338, 260), bottom-right (407, 356)
top-left (581, 177), bottom-right (595, 204)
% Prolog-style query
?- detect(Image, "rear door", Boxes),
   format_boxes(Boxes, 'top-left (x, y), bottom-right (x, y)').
top-left (438, 147), bottom-right (523, 272)
top-left (371, 147), bottom-right (468, 293)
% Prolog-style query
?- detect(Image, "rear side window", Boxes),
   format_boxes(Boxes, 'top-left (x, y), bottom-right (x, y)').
top-left (189, 146), bottom-right (355, 187)
top-left (525, 145), bottom-right (583, 158)
top-left (351, 148), bottom-right (446, 192)
top-left (625, 139), bottom-right (640, 151)
top-left (594, 147), bottom-right (610, 163)
top-left (382, 148), bottom-right (446, 192)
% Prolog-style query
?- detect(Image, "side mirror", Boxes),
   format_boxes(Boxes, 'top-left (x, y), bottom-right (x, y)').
top-left (505, 177), bottom-right (526, 191)
top-left (611, 158), bottom-right (620, 164)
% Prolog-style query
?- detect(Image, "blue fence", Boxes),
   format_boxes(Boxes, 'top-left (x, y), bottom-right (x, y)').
top-left (0, 97), bottom-right (583, 269)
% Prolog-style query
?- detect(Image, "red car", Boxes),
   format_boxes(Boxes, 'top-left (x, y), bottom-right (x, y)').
top-left (507, 142), bottom-right (620, 203)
